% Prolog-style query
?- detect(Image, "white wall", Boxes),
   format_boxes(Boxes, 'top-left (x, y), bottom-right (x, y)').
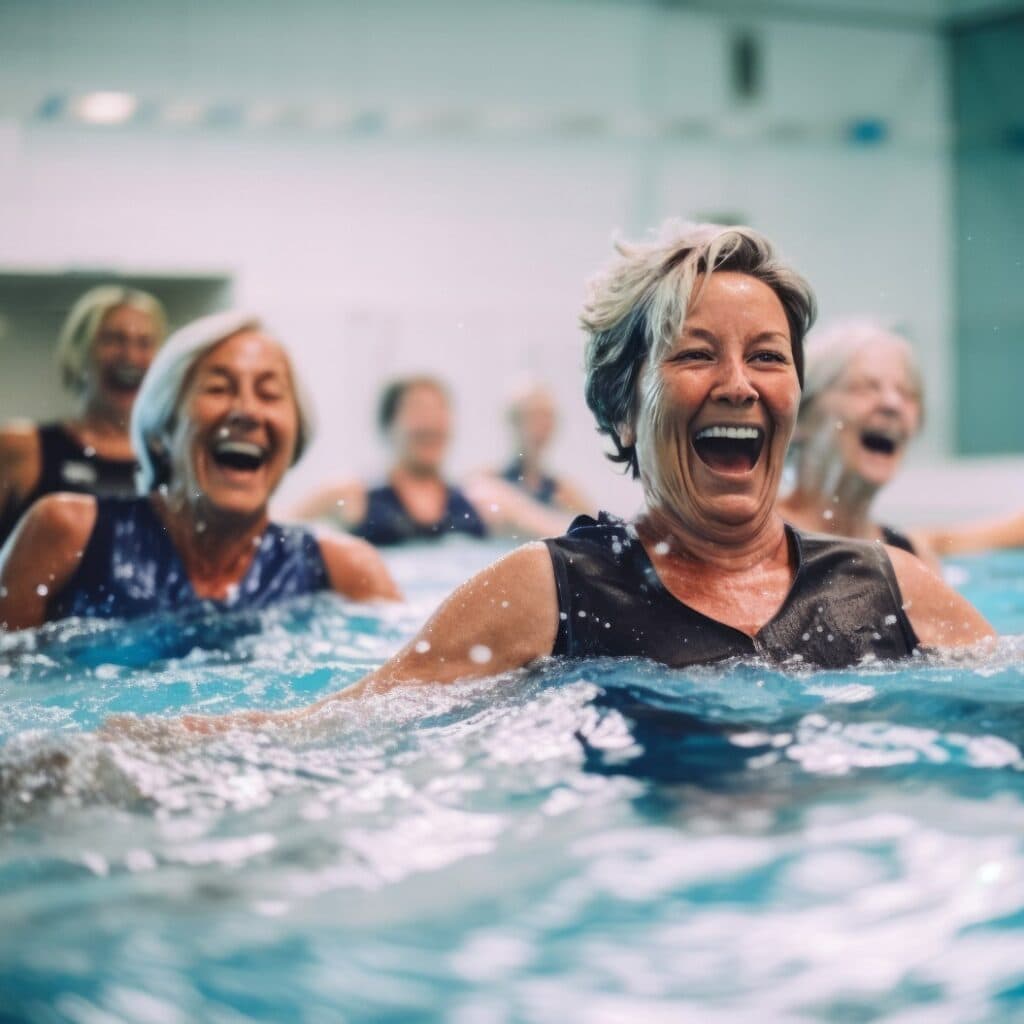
top-left (0, 0), bottom-right (952, 517)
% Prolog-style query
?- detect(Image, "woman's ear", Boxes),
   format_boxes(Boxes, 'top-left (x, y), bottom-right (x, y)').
top-left (616, 421), bottom-right (636, 448)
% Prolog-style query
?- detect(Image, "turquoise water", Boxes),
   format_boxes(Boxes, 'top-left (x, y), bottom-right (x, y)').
top-left (2, 543), bottom-right (1023, 1023)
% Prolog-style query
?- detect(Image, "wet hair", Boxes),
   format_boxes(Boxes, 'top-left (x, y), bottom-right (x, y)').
top-left (56, 285), bottom-right (167, 394)
top-left (377, 375), bottom-right (449, 433)
top-left (798, 317), bottom-right (925, 426)
top-left (580, 221), bottom-right (816, 477)
top-left (131, 310), bottom-right (316, 492)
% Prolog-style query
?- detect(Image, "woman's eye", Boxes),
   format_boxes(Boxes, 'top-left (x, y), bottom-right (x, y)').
top-left (752, 351), bottom-right (787, 364)
top-left (671, 350), bottom-right (712, 363)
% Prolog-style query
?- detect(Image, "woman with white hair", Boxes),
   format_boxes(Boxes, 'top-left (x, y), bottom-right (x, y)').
top-left (147, 224), bottom-right (992, 737)
top-left (778, 319), bottom-right (938, 568)
top-left (0, 311), bottom-right (398, 630)
top-left (0, 285), bottom-right (166, 546)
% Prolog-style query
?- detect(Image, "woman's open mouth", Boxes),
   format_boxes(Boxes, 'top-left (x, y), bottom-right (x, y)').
top-left (210, 439), bottom-right (269, 473)
top-left (859, 429), bottom-right (901, 457)
top-left (106, 364), bottom-right (147, 393)
top-left (692, 425), bottom-right (765, 474)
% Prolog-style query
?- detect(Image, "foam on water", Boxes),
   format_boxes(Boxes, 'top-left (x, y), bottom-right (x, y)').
top-left (2, 541), bottom-right (1023, 1022)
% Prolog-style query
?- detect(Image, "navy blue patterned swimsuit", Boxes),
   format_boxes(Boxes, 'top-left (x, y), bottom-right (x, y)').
top-left (49, 496), bottom-right (329, 621)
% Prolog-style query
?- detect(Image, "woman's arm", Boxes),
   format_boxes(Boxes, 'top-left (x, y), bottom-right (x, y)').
top-left (0, 422), bottom-right (42, 523)
top-left (463, 476), bottom-right (572, 539)
top-left (553, 478), bottom-right (592, 517)
top-left (921, 512), bottom-right (1024, 557)
top-left (282, 480), bottom-right (367, 529)
top-left (886, 545), bottom-right (995, 650)
top-left (167, 542), bottom-right (559, 736)
top-left (316, 531), bottom-right (402, 601)
top-left (0, 494), bottom-right (97, 630)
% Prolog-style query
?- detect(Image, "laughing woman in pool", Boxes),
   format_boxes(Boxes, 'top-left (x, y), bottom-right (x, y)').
top-left (0, 311), bottom-right (398, 630)
top-left (167, 224), bottom-right (992, 736)
top-left (778, 320), bottom-right (939, 570)
top-left (0, 286), bottom-right (167, 546)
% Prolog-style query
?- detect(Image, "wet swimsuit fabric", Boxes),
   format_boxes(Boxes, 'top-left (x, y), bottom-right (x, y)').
top-left (351, 484), bottom-right (487, 547)
top-left (544, 513), bottom-right (919, 669)
top-left (880, 524), bottom-right (917, 556)
top-left (0, 423), bottom-right (137, 545)
top-left (49, 496), bottom-right (329, 621)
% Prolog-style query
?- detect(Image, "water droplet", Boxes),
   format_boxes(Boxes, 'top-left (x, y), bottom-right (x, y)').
top-left (577, 610), bottom-right (587, 618)
top-left (35, 584), bottom-right (49, 597)
top-left (654, 541), bottom-right (670, 556)
top-left (468, 644), bottom-right (492, 664)
top-left (884, 614), bottom-right (898, 626)
top-left (414, 639), bottom-right (431, 654)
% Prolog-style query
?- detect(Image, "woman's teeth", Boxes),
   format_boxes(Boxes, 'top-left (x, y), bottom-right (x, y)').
top-left (694, 425), bottom-right (762, 441)
top-left (211, 440), bottom-right (267, 470)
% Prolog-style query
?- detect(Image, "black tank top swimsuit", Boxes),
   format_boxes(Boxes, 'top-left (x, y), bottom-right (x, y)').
top-left (544, 513), bottom-right (919, 669)
top-left (880, 525), bottom-right (917, 556)
top-left (351, 484), bottom-right (487, 547)
top-left (49, 496), bottom-right (330, 621)
top-left (0, 423), bottom-right (137, 545)
top-left (501, 459), bottom-right (559, 506)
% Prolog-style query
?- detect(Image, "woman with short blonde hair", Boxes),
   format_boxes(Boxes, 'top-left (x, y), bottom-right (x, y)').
top-left (0, 284), bottom-right (167, 545)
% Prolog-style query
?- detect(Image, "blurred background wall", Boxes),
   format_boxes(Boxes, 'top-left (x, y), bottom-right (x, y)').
top-left (0, 0), bottom-right (1021, 519)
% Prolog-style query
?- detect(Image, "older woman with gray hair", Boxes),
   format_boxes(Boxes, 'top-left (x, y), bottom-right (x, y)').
top-left (778, 319), bottom-right (938, 569)
top-left (0, 311), bottom-right (398, 630)
top-left (156, 223), bottom-right (992, 738)
top-left (0, 285), bottom-right (166, 546)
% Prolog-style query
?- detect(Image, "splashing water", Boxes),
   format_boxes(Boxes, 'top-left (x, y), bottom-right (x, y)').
top-left (2, 541), bottom-right (1024, 1022)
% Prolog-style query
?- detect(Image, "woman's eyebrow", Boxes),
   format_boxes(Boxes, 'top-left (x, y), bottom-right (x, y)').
top-left (681, 327), bottom-right (718, 343)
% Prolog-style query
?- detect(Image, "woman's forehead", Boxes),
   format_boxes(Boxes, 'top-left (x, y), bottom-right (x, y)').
top-left (685, 272), bottom-right (789, 331)
top-left (197, 330), bottom-right (291, 374)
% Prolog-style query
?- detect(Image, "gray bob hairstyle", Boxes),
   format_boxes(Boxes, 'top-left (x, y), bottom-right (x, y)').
top-left (56, 285), bottom-right (167, 393)
top-left (580, 221), bottom-right (816, 477)
top-left (131, 310), bottom-right (316, 492)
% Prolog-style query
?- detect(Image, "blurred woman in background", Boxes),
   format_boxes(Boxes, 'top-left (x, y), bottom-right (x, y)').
top-left (778, 319), bottom-right (939, 570)
top-left (292, 375), bottom-right (487, 545)
top-left (495, 381), bottom-right (590, 515)
top-left (292, 375), bottom-right (570, 545)
top-left (0, 311), bottom-right (397, 630)
top-left (0, 286), bottom-right (166, 546)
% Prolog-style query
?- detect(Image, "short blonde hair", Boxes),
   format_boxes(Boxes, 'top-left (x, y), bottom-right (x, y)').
top-left (581, 221), bottom-right (816, 477)
top-left (131, 310), bottom-right (316, 492)
top-left (56, 285), bottom-right (167, 393)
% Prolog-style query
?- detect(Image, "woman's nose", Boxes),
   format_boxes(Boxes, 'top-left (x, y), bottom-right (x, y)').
top-left (711, 358), bottom-right (758, 405)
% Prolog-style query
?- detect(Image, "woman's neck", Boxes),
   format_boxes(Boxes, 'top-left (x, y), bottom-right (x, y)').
top-left (636, 503), bottom-right (790, 574)
top-left (155, 491), bottom-right (268, 589)
top-left (512, 447), bottom-right (545, 481)
top-left (75, 399), bottom-right (131, 438)
top-left (784, 472), bottom-right (880, 540)
top-left (391, 464), bottom-right (444, 487)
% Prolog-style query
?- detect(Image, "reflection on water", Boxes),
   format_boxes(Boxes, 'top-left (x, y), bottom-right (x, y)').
top-left (2, 541), bottom-right (1024, 1022)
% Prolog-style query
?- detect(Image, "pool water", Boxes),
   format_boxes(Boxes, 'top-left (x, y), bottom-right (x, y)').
top-left (2, 543), bottom-right (1023, 1023)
